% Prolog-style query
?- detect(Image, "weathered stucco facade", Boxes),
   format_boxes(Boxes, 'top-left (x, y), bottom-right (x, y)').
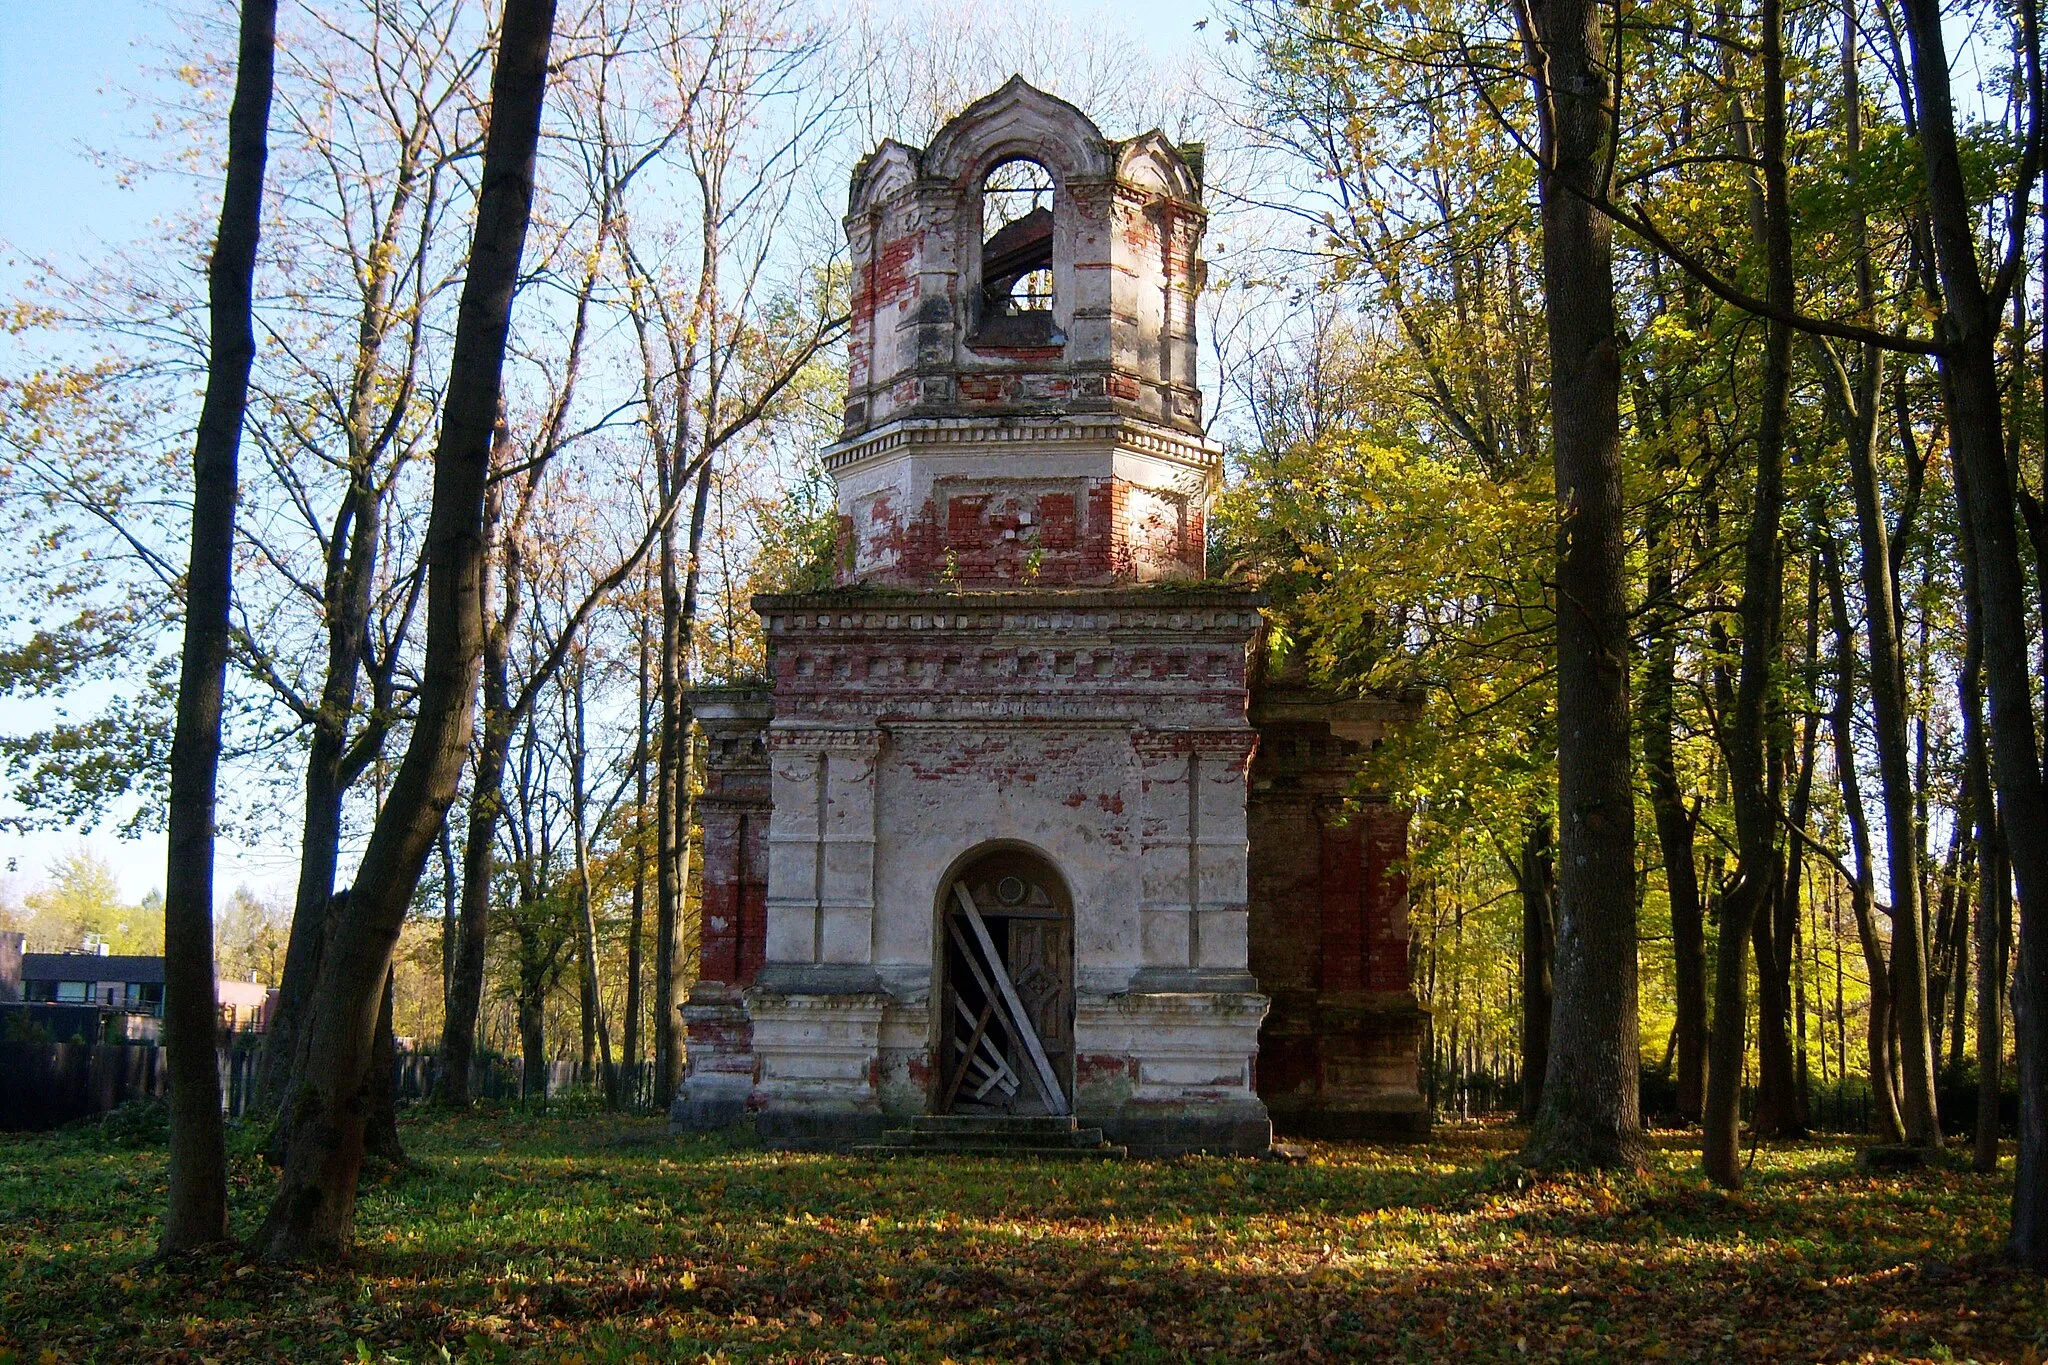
top-left (674, 81), bottom-right (1427, 1154)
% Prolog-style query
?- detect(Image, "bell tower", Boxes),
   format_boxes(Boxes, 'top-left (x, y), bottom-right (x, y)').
top-left (673, 80), bottom-right (1428, 1156)
top-left (832, 78), bottom-right (1218, 588)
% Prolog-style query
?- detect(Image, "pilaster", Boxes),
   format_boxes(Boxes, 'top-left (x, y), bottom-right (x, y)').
top-left (1132, 728), bottom-right (1259, 991)
top-left (763, 728), bottom-right (883, 973)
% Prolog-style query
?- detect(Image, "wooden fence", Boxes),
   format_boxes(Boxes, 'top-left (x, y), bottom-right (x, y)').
top-left (0, 1041), bottom-right (167, 1131)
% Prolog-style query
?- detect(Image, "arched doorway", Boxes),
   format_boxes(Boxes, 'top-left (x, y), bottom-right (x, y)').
top-left (936, 847), bottom-right (1073, 1115)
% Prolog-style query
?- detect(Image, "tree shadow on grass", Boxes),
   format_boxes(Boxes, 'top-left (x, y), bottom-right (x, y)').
top-left (2, 1117), bottom-right (2031, 1364)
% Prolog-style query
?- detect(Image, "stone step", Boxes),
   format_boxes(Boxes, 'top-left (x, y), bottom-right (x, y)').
top-left (853, 1141), bottom-right (1127, 1160)
top-left (876, 1125), bottom-right (1109, 1151)
top-left (856, 1112), bottom-right (1125, 1159)
top-left (905, 1114), bottom-right (1081, 1136)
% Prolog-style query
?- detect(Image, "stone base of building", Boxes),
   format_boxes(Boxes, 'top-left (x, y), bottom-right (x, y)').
top-left (1071, 989), bottom-right (1272, 1157)
top-left (672, 985), bottom-right (757, 1131)
top-left (670, 1082), bottom-right (754, 1132)
top-left (733, 982), bottom-right (1275, 1155)
top-left (741, 983), bottom-right (890, 1149)
top-left (1091, 1104), bottom-right (1273, 1157)
top-left (1257, 990), bottom-right (1430, 1142)
top-left (754, 1108), bottom-right (889, 1150)
top-left (1267, 1096), bottom-right (1430, 1140)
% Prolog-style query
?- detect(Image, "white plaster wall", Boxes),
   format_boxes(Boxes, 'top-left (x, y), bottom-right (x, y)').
top-left (868, 722), bottom-right (1146, 998)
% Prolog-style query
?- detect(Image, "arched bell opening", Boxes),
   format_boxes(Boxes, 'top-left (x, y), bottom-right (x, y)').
top-left (933, 845), bottom-right (1074, 1115)
top-left (973, 158), bottom-right (1063, 348)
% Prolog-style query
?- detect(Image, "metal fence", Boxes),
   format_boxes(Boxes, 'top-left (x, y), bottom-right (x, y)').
top-left (389, 1052), bottom-right (667, 1111)
top-left (1423, 1064), bottom-right (2014, 1138)
top-left (3, 1035), bottom-right (671, 1131)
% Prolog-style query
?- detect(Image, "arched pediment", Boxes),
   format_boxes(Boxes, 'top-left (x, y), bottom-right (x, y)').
top-left (1115, 132), bottom-right (1202, 205)
top-left (848, 140), bottom-right (921, 215)
top-left (923, 76), bottom-right (1112, 186)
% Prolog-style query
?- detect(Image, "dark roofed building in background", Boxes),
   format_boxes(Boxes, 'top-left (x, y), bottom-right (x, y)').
top-left (12, 946), bottom-right (273, 1029)
top-left (21, 951), bottom-right (166, 1013)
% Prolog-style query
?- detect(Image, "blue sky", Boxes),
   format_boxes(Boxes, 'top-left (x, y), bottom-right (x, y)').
top-left (0, 0), bottom-right (1213, 906)
top-left (1, 0), bottom-right (1212, 267)
top-left (0, 2), bottom-right (190, 268)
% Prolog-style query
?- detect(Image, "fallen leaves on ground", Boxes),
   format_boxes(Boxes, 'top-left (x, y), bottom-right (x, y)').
top-left (1, 1112), bottom-right (2040, 1363)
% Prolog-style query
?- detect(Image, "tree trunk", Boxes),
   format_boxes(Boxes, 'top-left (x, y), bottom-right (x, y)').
top-left (258, 738), bottom-right (344, 1119)
top-left (1752, 895), bottom-right (1800, 1137)
top-left (1929, 813), bottom-right (1969, 1070)
top-left (1897, 0), bottom-right (2048, 1262)
top-left (1818, 528), bottom-right (1907, 1142)
top-left (1518, 0), bottom-right (1642, 1171)
top-left (569, 654), bottom-right (614, 1100)
top-left (161, 0), bottom-right (276, 1258)
top-left (254, 0), bottom-right (557, 1262)
top-left (1840, 305), bottom-right (1941, 1154)
top-left (1517, 816), bottom-right (1556, 1122)
top-left (1979, 813), bottom-right (2010, 1172)
top-left (1795, 906), bottom-right (1811, 1114)
top-left (438, 474), bottom-right (515, 1106)
top-left (440, 824), bottom-right (459, 1006)
top-left (654, 506), bottom-right (684, 1107)
top-left (1704, 0), bottom-right (1792, 1189)
top-left (1757, 591), bottom-right (1822, 1139)
top-left (1958, 387), bottom-right (2010, 1175)
top-left (655, 460), bottom-right (715, 1107)
top-left (1949, 869), bottom-right (1972, 1079)
top-left (517, 930), bottom-right (551, 1108)
top-left (253, 34), bottom-right (428, 1123)
top-left (1643, 445), bottom-right (1707, 1123)
top-left (363, 968), bottom-right (406, 1168)
top-left (623, 600), bottom-right (650, 1103)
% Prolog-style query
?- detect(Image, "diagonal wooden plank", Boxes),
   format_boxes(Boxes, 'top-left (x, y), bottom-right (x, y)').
top-left (954, 883), bottom-right (1069, 1115)
top-left (942, 996), bottom-right (998, 1111)
top-left (946, 930), bottom-right (1022, 1089)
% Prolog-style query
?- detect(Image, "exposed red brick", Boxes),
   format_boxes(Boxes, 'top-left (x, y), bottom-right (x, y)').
top-left (1039, 492), bottom-right (1077, 548)
top-left (956, 374), bottom-right (1011, 402)
top-left (1248, 713), bottom-right (1423, 1131)
top-left (1366, 806), bottom-right (1413, 992)
top-left (841, 477), bottom-right (1202, 589)
top-left (1317, 812), bottom-right (1366, 992)
top-left (871, 232), bottom-right (917, 307)
top-left (945, 495), bottom-right (987, 548)
top-left (695, 762), bottom-right (771, 989)
top-left (1076, 1053), bottom-right (1138, 1085)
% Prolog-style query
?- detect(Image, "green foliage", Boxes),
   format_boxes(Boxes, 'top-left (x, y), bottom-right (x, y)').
top-left (1223, 0), bottom-right (2018, 1107)
top-left (0, 663), bottom-right (175, 838)
top-left (0, 349), bottom-right (183, 838)
top-left (215, 885), bottom-right (290, 985)
top-left (17, 849), bottom-right (161, 955)
top-left (1210, 298), bottom-right (1557, 1079)
top-left (747, 454), bottom-right (840, 597)
top-left (73, 1097), bottom-right (170, 1149)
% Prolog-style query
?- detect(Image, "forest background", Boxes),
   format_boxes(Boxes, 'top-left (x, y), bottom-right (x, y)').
top-left (0, 0), bottom-right (2034, 1178)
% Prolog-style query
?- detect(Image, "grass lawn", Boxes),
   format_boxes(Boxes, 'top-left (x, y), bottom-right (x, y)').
top-left (1, 1108), bottom-right (2040, 1363)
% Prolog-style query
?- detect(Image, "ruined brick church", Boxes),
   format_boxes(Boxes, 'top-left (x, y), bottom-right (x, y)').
top-left (674, 80), bottom-right (1426, 1155)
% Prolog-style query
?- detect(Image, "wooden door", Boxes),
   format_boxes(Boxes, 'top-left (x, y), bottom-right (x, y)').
top-left (1003, 917), bottom-right (1073, 1102)
top-left (938, 853), bottom-right (1074, 1113)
